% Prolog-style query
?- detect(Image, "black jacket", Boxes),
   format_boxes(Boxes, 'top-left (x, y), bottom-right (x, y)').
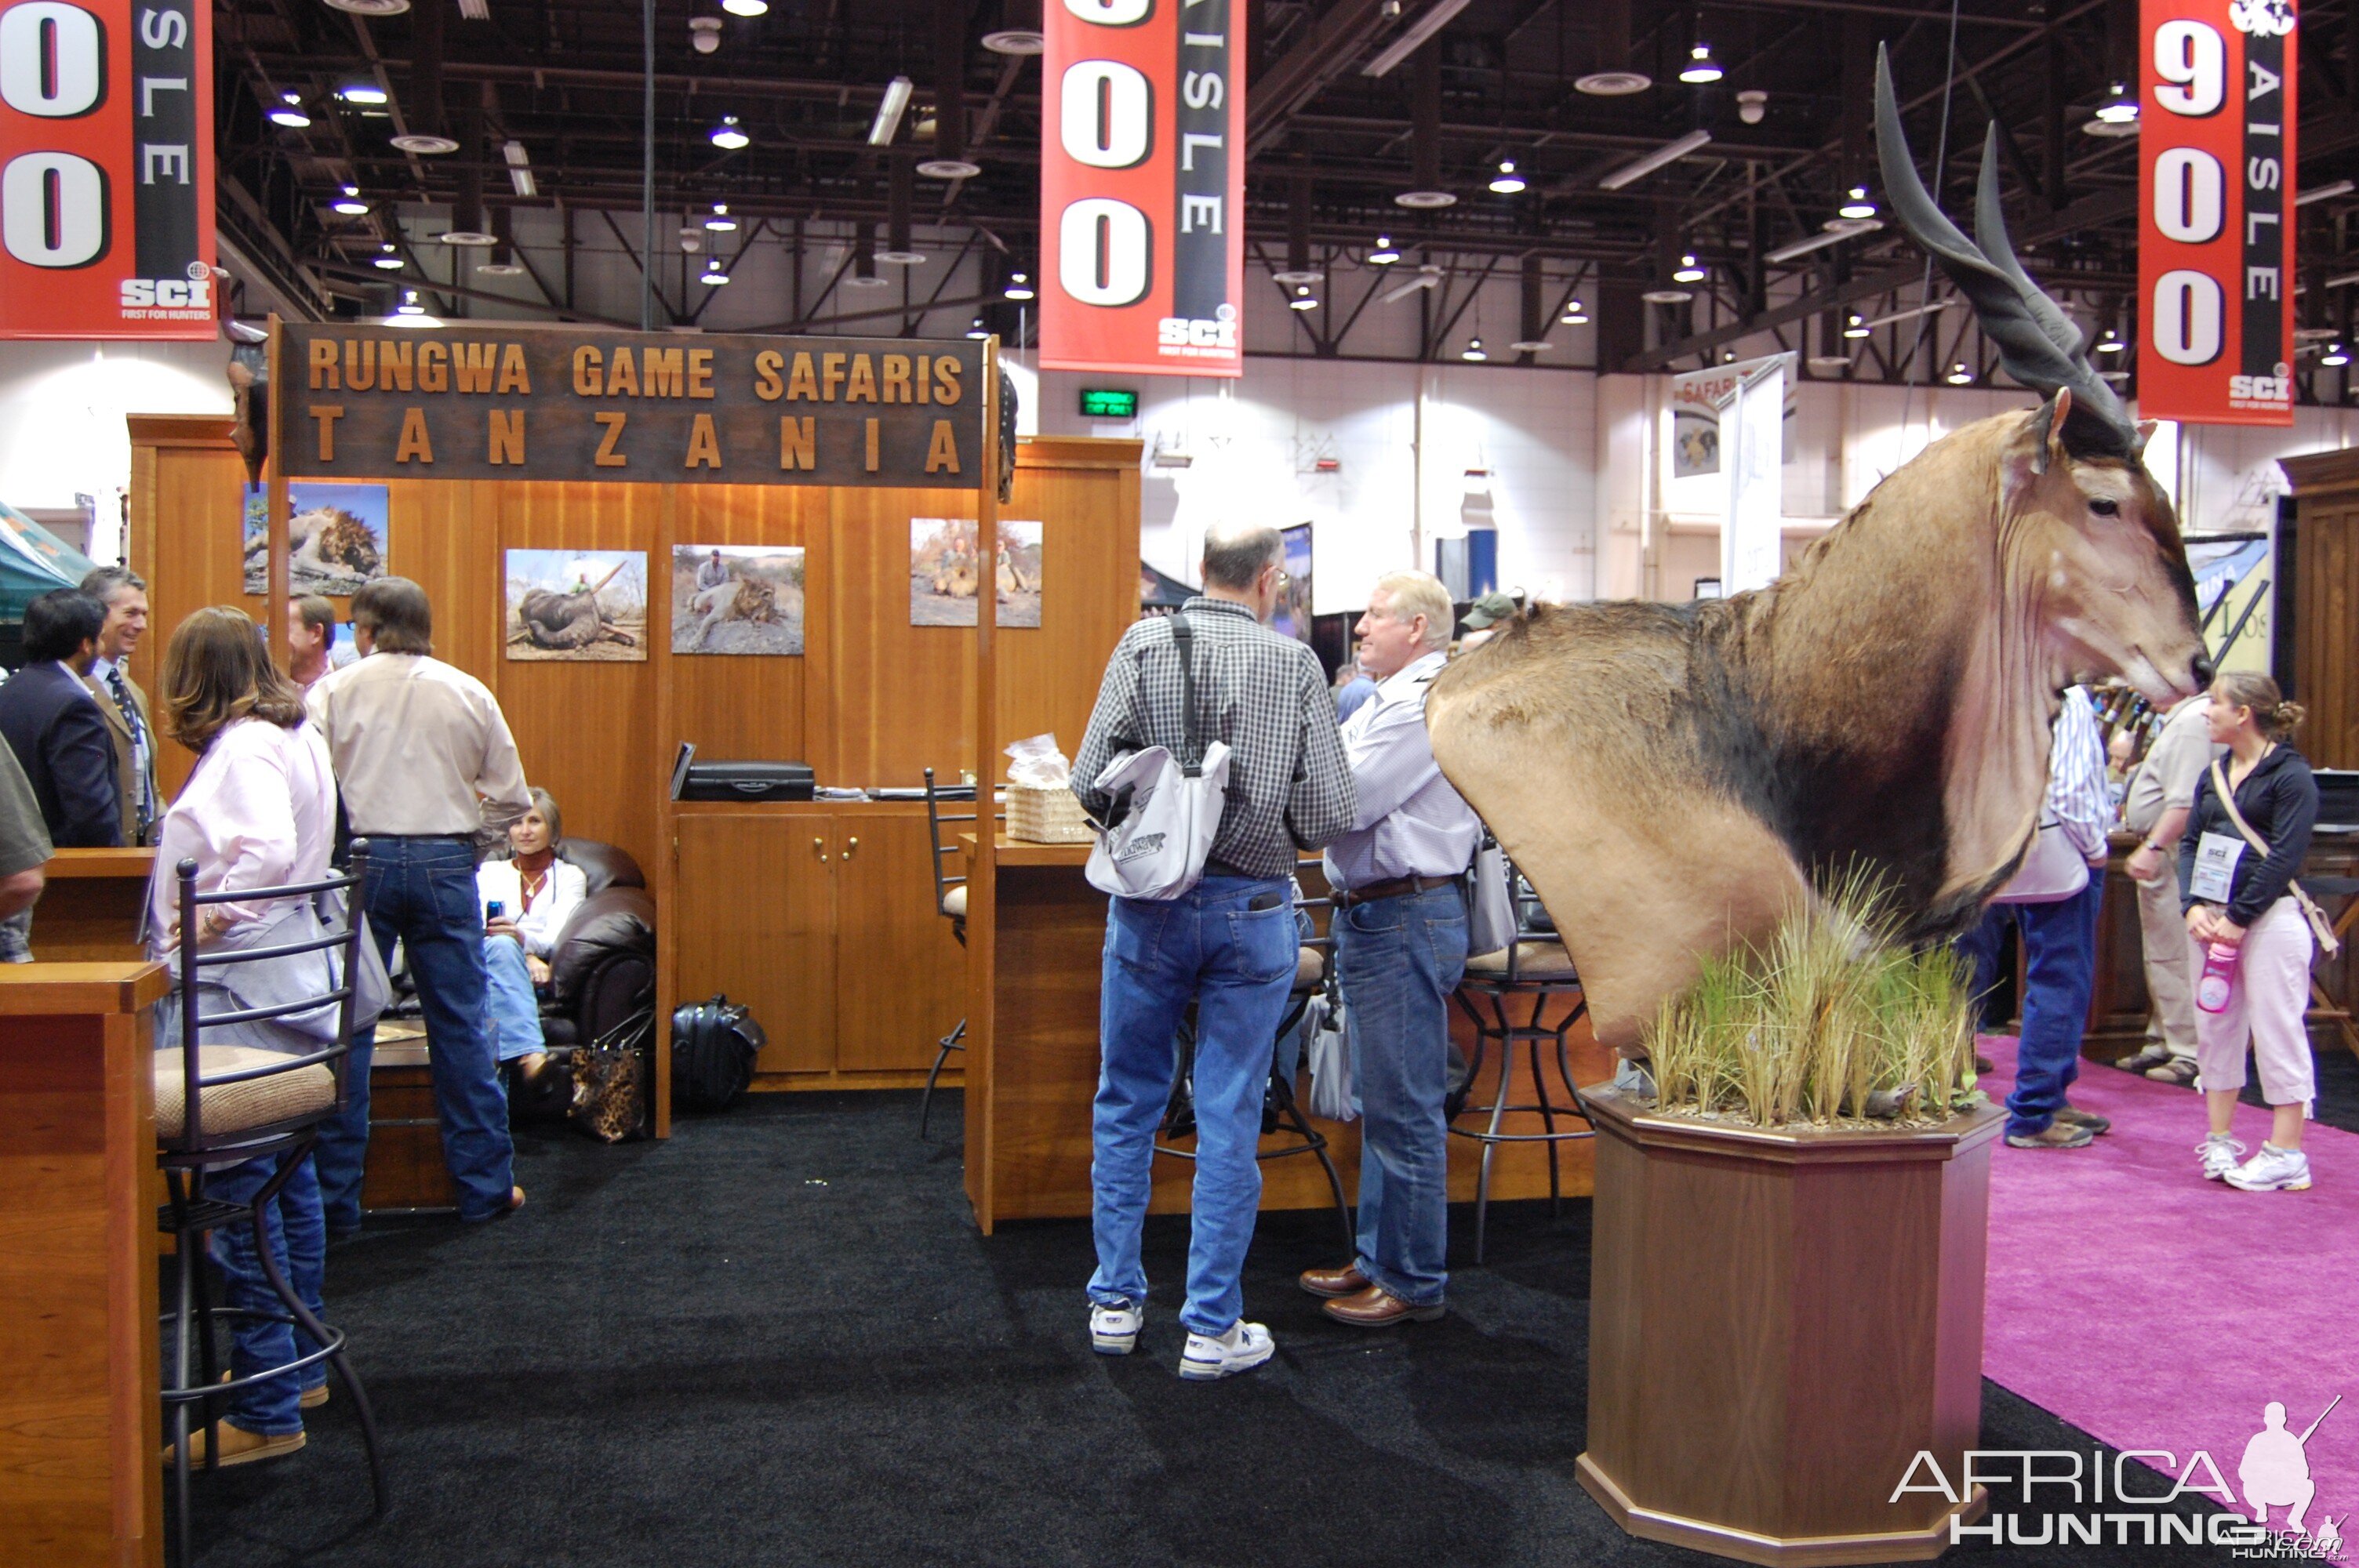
top-left (0, 662), bottom-right (124, 848)
top-left (2179, 743), bottom-right (2315, 929)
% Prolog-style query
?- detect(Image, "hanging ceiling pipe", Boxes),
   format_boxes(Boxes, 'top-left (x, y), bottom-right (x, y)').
top-left (1276, 173), bottom-right (1319, 283)
top-left (921, 0), bottom-right (982, 178)
top-left (882, 154), bottom-right (922, 263)
top-left (1395, 42), bottom-right (1456, 209)
top-left (391, 0), bottom-right (459, 154)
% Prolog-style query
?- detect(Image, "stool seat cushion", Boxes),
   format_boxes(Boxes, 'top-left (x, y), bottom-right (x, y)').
top-left (1464, 942), bottom-right (1579, 980)
top-left (1293, 947), bottom-right (1325, 993)
top-left (942, 884), bottom-right (969, 920)
top-left (155, 1047), bottom-right (336, 1140)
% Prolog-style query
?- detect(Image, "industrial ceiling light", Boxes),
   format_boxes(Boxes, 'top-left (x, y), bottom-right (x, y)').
top-left (2093, 82), bottom-right (2139, 124)
top-left (1679, 43), bottom-right (1721, 85)
top-left (1861, 297), bottom-right (1951, 330)
top-left (478, 251), bottom-right (526, 277)
top-left (1672, 252), bottom-right (1707, 284)
top-left (332, 185), bottom-right (369, 216)
top-left (982, 28), bottom-right (1045, 54)
top-left (457, 0), bottom-right (489, 17)
top-left (1368, 236), bottom-right (1401, 265)
top-left (1005, 271), bottom-right (1035, 300)
top-left (1289, 285), bottom-right (1320, 311)
top-left (690, 16), bottom-right (722, 51)
top-left (679, 227), bottom-right (706, 253)
top-left (2324, 343), bottom-right (2352, 368)
top-left (700, 263), bottom-right (731, 285)
top-left (1945, 361), bottom-right (1975, 385)
top-left (1837, 185), bottom-right (1877, 220)
top-left (503, 140), bottom-right (536, 198)
top-left (1380, 263), bottom-right (1444, 303)
top-left (338, 83), bottom-right (389, 105)
top-left (391, 129), bottom-right (460, 154)
top-left (1361, 0), bottom-right (1474, 79)
top-left (1641, 287), bottom-right (1694, 304)
top-left (373, 244), bottom-right (405, 270)
top-left (722, 0), bottom-right (769, 14)
top-left (1764, 217), bottom-right (1877, 263)
top-left (271, 95), bottom-right (312, 129)
top-left (1841, 313), bottom-right (1870, 339)
top-left (1575, 70), bottom-right (1650, 96)
top-left (1598, 129), bottom-right (1711, 191)
top-left (967, 317), bottom-right (990, 339)
top-left (846, 241), bottom-right (886, 288)
top-left (1461, 336), bottom-right (1487, 362)
top-left (1395, 188), bottom-right (1456, 210)
top-left (1806, 353), bottom-right (1852, 372)
top-left (394, 289), bottom-right (425, 315)
top-left (1560, 300), bottom-right (1589, 325)
top-left (325, 0), bottom-right (411, 16)
top-left (2095, 328), bottom-right (2125, 354)
top-left (1489, 160), bottom-right (1526, 195)
top-left (711, 114), bottom-right (750, 151)
top-left (706, 202), bottom-right (737, 231)
top-left (1736, 88), bottom-right (1766, 124)
top-left (870, 78), bottom-right (914, 147)
top-left (2297, 179), bottom-right (2355, 208)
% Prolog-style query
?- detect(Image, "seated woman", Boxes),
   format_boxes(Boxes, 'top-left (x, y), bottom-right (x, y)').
top-left (474, 788), bottom-right (586, 1087)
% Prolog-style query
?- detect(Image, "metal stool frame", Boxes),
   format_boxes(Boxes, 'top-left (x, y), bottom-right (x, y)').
top-left (158, 843), bottom-right (387, 1564)
top-left (918, 768), bottom-right (978, 1139)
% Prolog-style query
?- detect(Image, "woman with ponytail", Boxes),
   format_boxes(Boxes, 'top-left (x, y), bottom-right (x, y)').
top-left (2179, 673), bottom-right (2321, 1192)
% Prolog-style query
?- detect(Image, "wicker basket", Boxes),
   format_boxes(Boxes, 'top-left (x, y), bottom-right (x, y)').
top-left (1005, 782), bottom-right (1094, 844)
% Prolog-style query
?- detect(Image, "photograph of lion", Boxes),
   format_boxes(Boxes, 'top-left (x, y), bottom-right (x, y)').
top-left (909, 517), bottom-right (1042, 627)
top-left (503, 550), bottom-right (648, 662)
top-left (243, 482), bottom-right (389, 596)
top-left (672, 543), bottom-right (806, 655)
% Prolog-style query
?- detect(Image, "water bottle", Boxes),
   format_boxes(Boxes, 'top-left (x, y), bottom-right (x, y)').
top-left (2196, 942), bottom-right (2239, 1014)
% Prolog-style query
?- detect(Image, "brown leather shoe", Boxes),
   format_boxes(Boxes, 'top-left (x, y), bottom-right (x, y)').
top-left (1299, 1264), bottom-right (1370, 1298)
top-left (162, 1421), bottom-right (305, 1468)
top-left (1321, 1283), bottom-right (1445, 1327)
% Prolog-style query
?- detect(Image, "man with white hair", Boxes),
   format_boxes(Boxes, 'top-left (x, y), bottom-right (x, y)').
top-left (1299, 570), bottom-right (1481, 1327)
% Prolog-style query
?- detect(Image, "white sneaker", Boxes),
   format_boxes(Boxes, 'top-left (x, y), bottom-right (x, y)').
top-left (2198, 1134), bottom-right (2248, 1181)
top-left (1178, 1319), bottom-right (1274, 1381)
top-left (2225, 1144), bottom-right (2313, 1192)
top-left (1089, 1301), bottom-right (1143, 1356)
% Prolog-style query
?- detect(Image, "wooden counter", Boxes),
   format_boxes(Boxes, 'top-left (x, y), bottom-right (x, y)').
top-left (0, 960), bottom-right (171, 1568)
top-left (961, 834), bottom-right (1612, 1232)
top-left (35, 849), bottom-right (155, 964)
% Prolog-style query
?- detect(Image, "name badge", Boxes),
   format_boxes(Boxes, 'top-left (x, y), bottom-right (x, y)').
top-left (2190, 832), bottom-right (2247, 904)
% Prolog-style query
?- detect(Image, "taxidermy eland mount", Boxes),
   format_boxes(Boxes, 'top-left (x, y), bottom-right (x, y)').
top-left (1425, 49), bottom-right (2210, 1052)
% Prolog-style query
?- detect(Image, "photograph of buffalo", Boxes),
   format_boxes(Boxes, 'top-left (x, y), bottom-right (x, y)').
top-left (243, 481), bottom-right (388, 595)
top-left (909, 517), bottom-right (1042, 627)
top-left (672, 543), bottom-right (806, 655)
top-left (503, 549), bottom-right (648, 662)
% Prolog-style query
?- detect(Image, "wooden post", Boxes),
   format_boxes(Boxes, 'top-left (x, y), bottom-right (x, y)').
top-left (264, 315), bottom-right (289, 666)
top-left (652, 482), bottom-right (678, 1137)
top-left (966, 338), bottom-right (1002, 1223)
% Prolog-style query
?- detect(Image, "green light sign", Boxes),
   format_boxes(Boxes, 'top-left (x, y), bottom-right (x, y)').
top-left (1080, 387), bottom-right (1139, 419)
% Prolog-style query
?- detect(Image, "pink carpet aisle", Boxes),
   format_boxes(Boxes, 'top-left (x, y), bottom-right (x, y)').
top-left (1979, 1034), bottom-right (2357, 1538)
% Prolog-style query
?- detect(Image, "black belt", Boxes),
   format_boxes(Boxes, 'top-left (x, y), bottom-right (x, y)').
top-left (1334, 874), bottom-right (1456, 908)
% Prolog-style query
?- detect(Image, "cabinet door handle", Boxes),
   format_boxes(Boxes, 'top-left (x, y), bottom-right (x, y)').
top-left (812, 836), bottom-right (828, 862)
top-left (844, 837), bottom-right (859, 858)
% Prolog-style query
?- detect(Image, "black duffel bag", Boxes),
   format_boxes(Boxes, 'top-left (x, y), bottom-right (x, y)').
top-left (671, 994), bottom-right (766, 1111)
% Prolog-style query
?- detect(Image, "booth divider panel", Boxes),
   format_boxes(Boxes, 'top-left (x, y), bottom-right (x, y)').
top-left (825, 485), bottom-right (983, 789)
top-left (668, 485), bottom-right (820, 768)
top-left (827, 805), bottom-right (965, 1073)
top-left (2295, 502), bottom-right (2359, 769)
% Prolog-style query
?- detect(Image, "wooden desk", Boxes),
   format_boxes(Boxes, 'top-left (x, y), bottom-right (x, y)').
top-left (961, 834), bottom-right (1611, 1231)
top-left (0, 961), bottom-right (171, 1568)
top-left (36, 849), bottom-right (156, 964)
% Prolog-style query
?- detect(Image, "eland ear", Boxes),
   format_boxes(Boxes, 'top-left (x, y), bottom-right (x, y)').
top-left (2026, 390), bottom-right (2072, 477)
top-left (2135, 418), bottom-right (2159, 459)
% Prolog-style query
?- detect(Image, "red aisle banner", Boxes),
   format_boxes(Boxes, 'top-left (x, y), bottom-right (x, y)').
top-left (0, 0), bottom-right (216, 340)
top-left (2137, 0), bottom-right (2296, 426)
top-left (1040, 0), bottom-right (1245, 377)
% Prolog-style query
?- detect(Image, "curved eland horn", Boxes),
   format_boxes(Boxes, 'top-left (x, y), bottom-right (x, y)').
top-left (1874, 45), bottom-right (2135, 458)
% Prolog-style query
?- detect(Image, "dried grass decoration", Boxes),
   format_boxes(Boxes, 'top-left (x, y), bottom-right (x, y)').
top-left (1644, 872), bottom-right (1985, 1129)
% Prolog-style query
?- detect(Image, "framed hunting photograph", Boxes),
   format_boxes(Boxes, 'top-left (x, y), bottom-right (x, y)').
top-left (242, 481), bottom-right (389, 597)
top-left (910, 517), bottom-right (1042, 628)
top-left (503, 549), bottom-right (648, 662)
top-left (673, 543), bottom-right (807, 656)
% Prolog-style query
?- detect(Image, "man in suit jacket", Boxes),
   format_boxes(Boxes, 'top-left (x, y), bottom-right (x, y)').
top-left (79, 566), bottom-right (156, 846)
top-left (0, 590), bottom-right (122, 849)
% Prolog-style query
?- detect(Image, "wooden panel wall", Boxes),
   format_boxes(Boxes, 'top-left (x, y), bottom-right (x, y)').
top-left (2282, 450), bottom-right (2359, 771)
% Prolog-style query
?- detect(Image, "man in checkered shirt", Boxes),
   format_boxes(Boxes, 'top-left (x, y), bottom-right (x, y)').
top-left (1072, 522), bottom-right (1354, 1381)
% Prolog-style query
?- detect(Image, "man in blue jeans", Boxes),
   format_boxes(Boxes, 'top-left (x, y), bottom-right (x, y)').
top-left (1072, 524), bottom-right (1354, 1380)
top-left (307, 579), bottom-right (534, 1229)
top-left (1959, 685), bottom-right (2115, 1151)
top-left (1300, 572), bottom-right (1480, 1327)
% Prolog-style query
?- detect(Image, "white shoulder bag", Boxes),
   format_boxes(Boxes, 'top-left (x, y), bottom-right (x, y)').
top-left (1993, 814), bottom-right (2090, 905)
top-left (1084, 614), bottom-right (1232, 902)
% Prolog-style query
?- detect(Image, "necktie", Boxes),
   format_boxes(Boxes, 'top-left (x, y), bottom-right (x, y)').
top-left (106, 668), bottom-right (154, 840)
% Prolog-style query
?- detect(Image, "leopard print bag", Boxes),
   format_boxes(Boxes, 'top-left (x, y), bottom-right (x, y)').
top-left (569, 1007), bottom-right (653, 1143)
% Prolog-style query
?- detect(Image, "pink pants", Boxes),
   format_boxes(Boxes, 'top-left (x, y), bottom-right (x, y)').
top-left (2189, 898), bottom-right (2316, 1108)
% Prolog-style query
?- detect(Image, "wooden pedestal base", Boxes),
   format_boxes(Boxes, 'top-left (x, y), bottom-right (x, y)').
top-left (1579, 1087), bottom-right (2005, 1566)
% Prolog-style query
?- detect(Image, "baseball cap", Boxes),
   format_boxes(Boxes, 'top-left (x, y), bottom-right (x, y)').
top-left (1461, 590), bottom-right (1517, 630)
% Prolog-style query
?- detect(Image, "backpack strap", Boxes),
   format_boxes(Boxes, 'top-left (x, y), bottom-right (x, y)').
top-left (1170, 612), bottom-right (1202, 778)
top-left (2209, 755), bottom-right (2343, 956)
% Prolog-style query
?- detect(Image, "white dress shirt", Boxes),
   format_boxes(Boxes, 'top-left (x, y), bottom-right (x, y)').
top-left (2048, 686), bottom-right (2114, 860)
top-left (475, 855), bottom-right (589, 957)
top-left (305, 652), bottom-right (532, 837)
top-left (148, 718), bottom-right (336, 938)
top-left (1321, 650), bottom-right (1482, 890)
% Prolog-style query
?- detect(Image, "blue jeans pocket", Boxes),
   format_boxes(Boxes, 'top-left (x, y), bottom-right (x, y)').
top-left (1107, 899), bottom-right (1169, 976)
top-left (1227, 904), bottom-right (1296, 985)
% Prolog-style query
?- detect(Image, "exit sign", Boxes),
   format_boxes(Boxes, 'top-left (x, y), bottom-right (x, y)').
top-left (1080, 388), bottom-right (1139, 419)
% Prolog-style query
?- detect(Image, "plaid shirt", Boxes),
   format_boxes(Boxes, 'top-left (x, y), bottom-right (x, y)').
top-left (1073, 597), bottom-right (1355, 880)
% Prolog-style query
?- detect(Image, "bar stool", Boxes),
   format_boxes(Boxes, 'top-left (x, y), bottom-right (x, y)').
top-left (2301, 874), bottom-right (2359, 1062)
top-left (1449, 848), bottom-right (1594, 1264)
top-left (918, 767), bottom-right (978, 1138)
top-left (1154, 887), bottom-right (1355, 1261)
top-left (158, 845), bottom-right (388, 1566)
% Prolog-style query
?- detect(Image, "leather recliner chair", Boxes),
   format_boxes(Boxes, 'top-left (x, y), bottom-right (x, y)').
top-left (538, 839), bottom-right (657, 1050)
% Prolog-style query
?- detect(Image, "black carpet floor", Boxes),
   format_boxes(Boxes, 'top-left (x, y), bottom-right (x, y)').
top-left (177, 1083), bottom-right (2282, 1568)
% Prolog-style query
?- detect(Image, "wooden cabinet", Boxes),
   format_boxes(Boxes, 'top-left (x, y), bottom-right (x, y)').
top-left (671, 804), bottom-right (963, 1087)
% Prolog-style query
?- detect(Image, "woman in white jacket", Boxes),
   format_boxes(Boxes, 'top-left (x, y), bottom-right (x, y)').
top-left (474, 787), bottom-right (585, 1086)
top-left (150, 607), bottom-right (339, 1468)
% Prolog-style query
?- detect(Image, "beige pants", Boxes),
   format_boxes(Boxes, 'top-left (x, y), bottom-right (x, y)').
top-left (2190, 898), bottom-right (2317, 1107)
top-left (2135, 868), bottom-right (2199, 1054)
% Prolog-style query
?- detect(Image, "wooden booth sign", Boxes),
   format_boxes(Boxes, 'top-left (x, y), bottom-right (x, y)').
top-left (279, 325), bottom-right (987, 486)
